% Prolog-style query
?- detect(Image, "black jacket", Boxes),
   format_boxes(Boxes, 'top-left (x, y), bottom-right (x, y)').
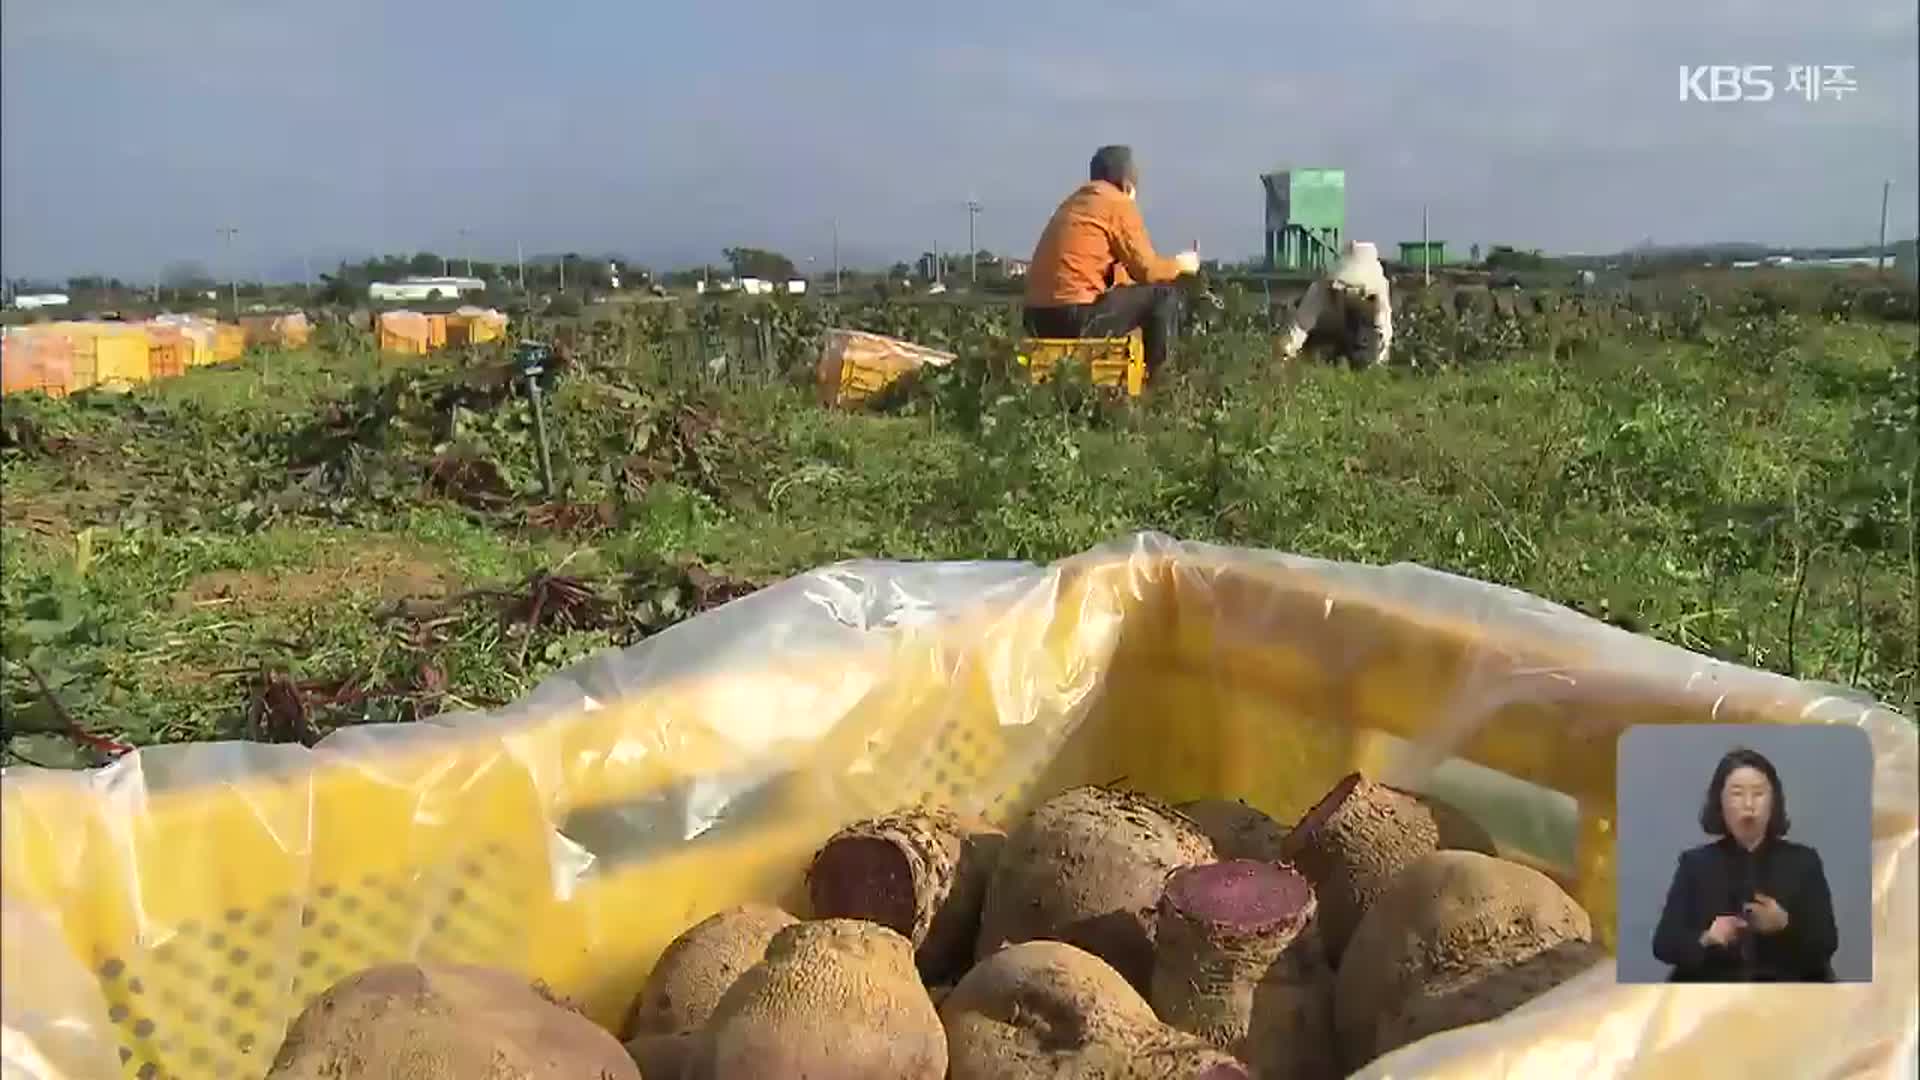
top-left (1652, 836), bottom-right (1838, 982)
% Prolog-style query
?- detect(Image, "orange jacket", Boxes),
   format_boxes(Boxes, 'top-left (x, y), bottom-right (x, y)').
top-left (1025, 181), bottom-right (1183, 307)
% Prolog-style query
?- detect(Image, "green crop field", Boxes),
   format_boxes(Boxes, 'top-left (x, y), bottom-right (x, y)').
top-left (1, 281), bottom-right (1914, 765)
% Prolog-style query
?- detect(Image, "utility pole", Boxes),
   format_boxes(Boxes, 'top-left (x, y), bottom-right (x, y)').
top-left (302, 253), bottom-right (312, 297)
top-left (1421, 204), bottom-right (1431, 286)
top-left (966, 197), bottom-right (982, 287)
top-left (1877, 180), bottom-right (1892, 272)
top-left (217, 226), bottom-right (241, 318)
top-left (460, 228), bottom-right (472, 277)
top-left (832, 218), bottom-right (841, 294)
top-left (516, 239), bottom-right (527, 292)
top-left (559, 254), bottom-right (567, 292)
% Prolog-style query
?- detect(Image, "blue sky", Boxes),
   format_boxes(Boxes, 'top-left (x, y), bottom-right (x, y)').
top-left (3, 1), bottom-right (1915, 280)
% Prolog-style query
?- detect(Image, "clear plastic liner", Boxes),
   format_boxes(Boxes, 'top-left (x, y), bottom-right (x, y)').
top-left (0, 533), bottom-right (1912, 1079)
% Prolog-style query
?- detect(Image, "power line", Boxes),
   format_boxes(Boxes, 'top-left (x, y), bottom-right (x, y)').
top-left (216, 226), bottom-right (241, 318)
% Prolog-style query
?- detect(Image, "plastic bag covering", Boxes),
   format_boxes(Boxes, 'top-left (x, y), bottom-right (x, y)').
top-left (0, 534), bottom-right (1912, 1080)
top-left (816, 327), bottom-right (956, 407)
top-left (0, 326), bottom-right (77, 397)
top-left (275, 312), bottom-right (311, 348)
top-left (448, 306), bottom-right (508, 345)
top-left (376, 310), bottom-right (430, 355)
top-left (236, 313), bottom-right (309, 349)
top-left (151, 315), bottom-right (218, 366)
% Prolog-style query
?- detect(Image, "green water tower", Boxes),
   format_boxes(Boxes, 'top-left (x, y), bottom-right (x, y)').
top-left (1263, 169), bottom-right (1345, 273)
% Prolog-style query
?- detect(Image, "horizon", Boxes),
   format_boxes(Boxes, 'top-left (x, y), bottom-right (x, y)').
top-left (7, 235), bottom-right (1919, 292)
top-left (3, 2), bottom-right (1916, 283)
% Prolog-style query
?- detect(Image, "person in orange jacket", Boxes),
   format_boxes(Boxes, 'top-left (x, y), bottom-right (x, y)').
top-left (1022, 145), bottom-right (1201, 374)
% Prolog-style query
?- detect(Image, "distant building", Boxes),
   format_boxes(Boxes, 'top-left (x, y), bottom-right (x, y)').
top-left (785, 280), bottom-right (807, 295)
top-left (368, 276), bottom-right (486, 302)
top-left (8, 293), bottom-right (70, 310)
top-left (1005, 259), bottom-right (1030, 278)
top-left (1398, 240), bottom-right (1448, 266)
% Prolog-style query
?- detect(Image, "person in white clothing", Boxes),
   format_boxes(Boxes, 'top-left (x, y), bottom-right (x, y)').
top-left (1274, 241), bottom-right (1394, 367)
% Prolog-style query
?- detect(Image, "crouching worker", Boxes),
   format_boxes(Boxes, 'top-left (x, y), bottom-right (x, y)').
top-left (1275, 241), bottom-right (1394, 368)
top-left (1023, 145), bottom-right (1201, 375)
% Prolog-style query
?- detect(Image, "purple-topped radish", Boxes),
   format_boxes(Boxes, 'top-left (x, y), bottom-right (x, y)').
top-left (807, 806), bottom-right (1004, 982)
top-left (1152, 862), bottom-right (1340, 1080)
top-left (1176, 799), bottom-right (1291, 863)
top-left (976, 786), bottom-right (1216, 993)
top-left (1280, 773), bottom-right (1444, 965)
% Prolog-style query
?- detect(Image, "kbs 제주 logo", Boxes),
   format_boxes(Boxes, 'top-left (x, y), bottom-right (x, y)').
top-left (1679, 65), bottom-right (1859, 103)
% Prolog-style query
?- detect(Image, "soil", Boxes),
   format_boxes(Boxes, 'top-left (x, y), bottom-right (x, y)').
top-left (172, 540), bottom-right (453, 612)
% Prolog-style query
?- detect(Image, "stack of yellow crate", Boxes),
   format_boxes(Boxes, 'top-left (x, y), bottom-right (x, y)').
top-left (144, 325), bottom-right (190, 381)
top-left (446, 307), bottom-right (509, 346)
top-left (213, 324), bottom-right (246, 363)
top-left (54, 323), bottom-right (151, 389)
top-left (0, 326), bottom-right (79, 397)
top-left (152, 315), bottom-right (219, 366)
top-left (377, 311), bottom-right (432, 357)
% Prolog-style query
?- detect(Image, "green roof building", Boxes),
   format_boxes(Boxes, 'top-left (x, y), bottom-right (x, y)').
top-left (1262, 169), bottom-right (1345, 273)
top-left (1398, 240), bottom-right (1449, 266)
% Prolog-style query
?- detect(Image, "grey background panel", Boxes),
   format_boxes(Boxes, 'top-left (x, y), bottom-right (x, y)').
top-left (1615, 724), bottom-right (1874, 983)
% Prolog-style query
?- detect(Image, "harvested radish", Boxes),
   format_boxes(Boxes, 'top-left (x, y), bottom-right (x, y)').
top-left (687, 918), bottom-right (946, 1079)
top-left (807, 805), bottom-right (1004, 981)
top-left (266, 962), bottom-right (638, 1080)
top-left (621, 903), bottom-right (796, 1079)
top-left (1334, 850), bottom-right (1595, 1069)
top-left (943, 939), bottom-right (1252, 1079)
top-left (976, 786), bottom-right (1215, 992)
top-left (1151, 860), bottom-right (1339, 1080)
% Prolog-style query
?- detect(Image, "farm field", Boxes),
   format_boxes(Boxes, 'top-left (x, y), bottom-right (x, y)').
top-left (0, 289), bottom-right (1914, 765)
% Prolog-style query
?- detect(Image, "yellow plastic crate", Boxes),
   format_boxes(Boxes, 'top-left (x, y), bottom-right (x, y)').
top-left (53, 324), bottom-right (151, 388)
top-left (376, 311), bottom-right (432, 357)
top-left (214, 324), bottom-right (246, 364)
top-left (0, 540), bottom-right (1912, 1079)
top-left (1016, 329), bottom-right (1147, 396)
top-left (815, 328), bottom-right (955, 408)
top-left (447, 310), bottom-right (509, 346)
top-left (155, 318), bottom-right (219, 366)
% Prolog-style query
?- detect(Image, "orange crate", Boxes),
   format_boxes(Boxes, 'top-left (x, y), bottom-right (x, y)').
top-left (145, 327), bottom-right (190, 381)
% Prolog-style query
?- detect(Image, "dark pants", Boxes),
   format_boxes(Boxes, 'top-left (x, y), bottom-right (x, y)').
top-left (1023, 284), bottom-right (1180, 374)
